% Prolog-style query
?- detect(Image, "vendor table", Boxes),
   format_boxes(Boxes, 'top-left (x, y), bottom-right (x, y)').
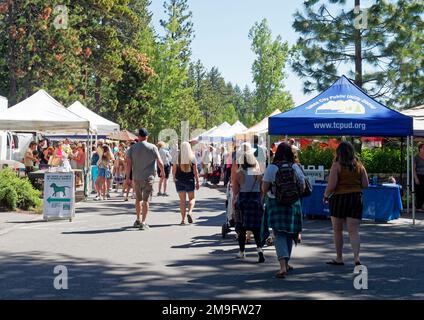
top-left (302, 183), bottom-right (402, 222)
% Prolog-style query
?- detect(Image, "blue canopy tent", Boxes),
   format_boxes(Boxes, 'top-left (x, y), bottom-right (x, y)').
top-left (269, 75), bottom-right (416, 224)
top-left (269, 75), bottom-right (412, 137)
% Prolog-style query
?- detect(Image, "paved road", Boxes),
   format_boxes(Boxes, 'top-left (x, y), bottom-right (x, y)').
top-left (0, 182), bottom-right (423, 300)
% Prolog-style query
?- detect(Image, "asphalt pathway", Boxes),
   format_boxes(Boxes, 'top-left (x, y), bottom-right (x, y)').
top-left (0, 181), bottom-right (423, 300)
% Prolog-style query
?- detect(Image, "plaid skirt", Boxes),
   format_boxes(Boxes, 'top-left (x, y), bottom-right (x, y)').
top-left (261, 196), bottom-right (303, 243)
top-left (236, 192), bottom-right (263, 230)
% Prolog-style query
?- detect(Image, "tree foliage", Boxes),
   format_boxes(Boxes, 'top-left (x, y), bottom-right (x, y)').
top-left (292, 0), bottom-right (423, 109)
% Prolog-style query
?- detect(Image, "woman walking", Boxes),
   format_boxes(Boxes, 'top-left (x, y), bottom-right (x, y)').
top-left (113, 151), bottom-right (126, 195)
top-left (262, 142), bottom-right (305, 278)
top-left (232, 142), bottom-right (264, 263)
top-left (157, 141), bottom-right (172, 196)
top-left (324, 141), bottom-right (369, 266)
top-left (414, 143), bottom-right (424, 212)
top-left (95, 145), bottom-right (113, 201)
top-left (172, 142), bottom-right (200, 225)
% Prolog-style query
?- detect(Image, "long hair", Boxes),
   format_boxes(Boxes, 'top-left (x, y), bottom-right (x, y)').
top-left (335, 141), bottom-right (361, 172)
top-left (178, 141), bottom-right (195, 173)
top-left (273, 142), bottom-right (295, 164)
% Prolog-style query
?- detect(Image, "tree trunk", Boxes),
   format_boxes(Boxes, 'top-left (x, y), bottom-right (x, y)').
top-left (94, 76), bottom-right (102, 113)
top-left (354, 0), bottom-right (363, 88)
top-left (7, 0), bottom-right (17, 104)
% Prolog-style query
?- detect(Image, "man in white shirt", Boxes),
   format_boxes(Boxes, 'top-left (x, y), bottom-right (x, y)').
top-left (201, 144), bottom-right (213, 185)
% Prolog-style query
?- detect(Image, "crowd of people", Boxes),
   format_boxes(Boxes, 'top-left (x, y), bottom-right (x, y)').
top-left (20, 128), bottom-right (372, 279)
top-left (108, 128), bottom-right (370, 279)
top-left (23, 138), bottom-right (86, 184)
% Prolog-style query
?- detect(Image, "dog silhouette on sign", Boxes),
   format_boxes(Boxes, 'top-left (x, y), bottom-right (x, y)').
top-left (50, 183), bottom-right (70, 197)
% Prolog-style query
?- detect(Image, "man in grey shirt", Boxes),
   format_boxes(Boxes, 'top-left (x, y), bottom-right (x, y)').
top-left (126, 128), bottom-right (164, 230)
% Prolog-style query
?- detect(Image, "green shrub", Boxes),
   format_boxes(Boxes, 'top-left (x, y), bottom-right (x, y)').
top-left (0, 168), bottom-right (42, 211)
top-left (0, 186), bottom-right (18, 210)
top-left (298, 145), bottom-right (404, 174)
top-left (299, 146), bottom-right (335, 169)
top-left (358, 148), bottom-right (402, 174)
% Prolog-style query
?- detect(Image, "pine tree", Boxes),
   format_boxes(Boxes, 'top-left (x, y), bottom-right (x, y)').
top-left (292, 0), bottom-right (423, 108)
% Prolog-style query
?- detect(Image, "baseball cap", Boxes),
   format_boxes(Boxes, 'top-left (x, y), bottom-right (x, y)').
top-left (138, 128), bottom-right (149, 137)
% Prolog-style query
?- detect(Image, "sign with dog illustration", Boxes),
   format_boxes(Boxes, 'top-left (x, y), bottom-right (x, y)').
top-left (43, 172), bottom-right (75, 221)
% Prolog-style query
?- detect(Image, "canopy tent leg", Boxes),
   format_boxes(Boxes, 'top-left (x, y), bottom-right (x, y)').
top-left (267, 134), bottom-right (271, 166)
top-left (407, 136), bottom-right (410, 216)
top-left (411, 136), bottom-right (416, 225)
top-left (400, 137), bottom-right (404, 186)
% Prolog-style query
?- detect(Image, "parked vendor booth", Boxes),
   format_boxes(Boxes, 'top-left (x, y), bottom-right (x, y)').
top-left (0, 90), bottom-right (94, 207)
top-left (269, 75), bottom-right (416, 224)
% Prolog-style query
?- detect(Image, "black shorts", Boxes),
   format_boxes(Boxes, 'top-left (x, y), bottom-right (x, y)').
top-left (175, 179), bottom-right (195, 193)
top-left (158, 164), bottom-right (171, 179)
top-left (329, 192), bottom-right (363, 220)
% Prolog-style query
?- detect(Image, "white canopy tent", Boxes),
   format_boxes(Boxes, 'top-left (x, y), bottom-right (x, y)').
top-left (401, 105), bottom-right (424, 136)
top-left (190, 125), bottom-right (217, 143)
top-left (0, 90), bottom-right (93, 197)
top-left (0, 90), bottom-right (90, 133)
top-left (242, 109), bottom-right (281, 135)
top-left (68, 101), bottom-right (119, 136)
top-left (199, 122), bottom-right (231, 142)
top-left (221, 120), bottom-right (248, 141)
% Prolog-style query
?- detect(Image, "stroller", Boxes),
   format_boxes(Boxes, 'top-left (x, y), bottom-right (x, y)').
top-left (221, 182), bottom-right (235, 238)
top-left (207, 165), bottom-right (222, 185)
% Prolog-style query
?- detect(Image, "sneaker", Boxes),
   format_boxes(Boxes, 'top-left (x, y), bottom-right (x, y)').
top-left (163, 193), bottom-right (169, 197)
top-left (106, 193), bottom-right (111, 199)
top-left (139, 223), bottom-right (150, 231)
top-left (157, 192), bottom-right (163, 197)
top-left (258, 252), bottom-right (265, 263)
top-left (133, 220), bottom-right (141, 228)
top-left (94, 195), bottom-right (101, 201)
top-left (236, 251), bottom-right (245, 259)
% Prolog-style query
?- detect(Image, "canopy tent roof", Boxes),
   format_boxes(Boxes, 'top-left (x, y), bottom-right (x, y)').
top-left (190, 126), bottom-right (217, 143)
top-left (68, 101), bottom-right (119, 135)
top-left (269, 76), bottom-right (413, 137)
top-left (0, 90), bottom-right (90, 133)
top-left (199, 122), bottom-right (231, 141)
top-left (221, 121), bottom-right (248, 141)
top-left (108, 130), bottom-right (137, 141)
top-left (240, 109), bottom-right (281, 136)
top-left (401, 105), bottom-right (424, 118)
top-left (401, 105), bottom-right (424, 136)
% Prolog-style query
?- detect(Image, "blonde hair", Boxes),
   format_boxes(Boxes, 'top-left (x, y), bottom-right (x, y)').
top-left (178, 141), bottom-right (195, 173)
top-left (157, 141), bottom-right (166, 149)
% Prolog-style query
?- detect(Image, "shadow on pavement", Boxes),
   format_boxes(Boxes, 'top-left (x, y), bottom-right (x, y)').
top-left (1, 218), bottom-right (423, 300)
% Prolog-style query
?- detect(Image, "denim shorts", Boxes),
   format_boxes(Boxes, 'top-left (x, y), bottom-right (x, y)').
top-left (98, 168), bottom-right (111, 179)
top-left (175, 180), bottom-right (195, 193)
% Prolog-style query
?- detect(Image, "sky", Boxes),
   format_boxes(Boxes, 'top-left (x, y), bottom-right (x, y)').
top-left (149, 0), bottom-right (377, 106)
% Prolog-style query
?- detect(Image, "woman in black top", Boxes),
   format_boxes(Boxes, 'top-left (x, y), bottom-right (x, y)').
top-left (172, 142), bottom-right (200, 225)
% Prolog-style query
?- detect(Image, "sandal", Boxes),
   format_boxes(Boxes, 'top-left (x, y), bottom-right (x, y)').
top-left (180, 221), bottom-right (186, 225)
top-left (187, 214), bottom-right (193, 224)
top-left (286, 264), bottom-right (294, 272)
top-left (275, 271), bottom-right (287, 279)
top-left (326, 260), bottom-right (345, 266)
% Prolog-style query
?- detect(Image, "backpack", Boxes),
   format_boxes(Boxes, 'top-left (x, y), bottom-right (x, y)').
top-left (274, 162), bottom-right (301, 206)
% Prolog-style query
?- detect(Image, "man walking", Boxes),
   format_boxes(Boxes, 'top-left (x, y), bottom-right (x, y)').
top-left (126, 128), bottom-right (164, 230)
